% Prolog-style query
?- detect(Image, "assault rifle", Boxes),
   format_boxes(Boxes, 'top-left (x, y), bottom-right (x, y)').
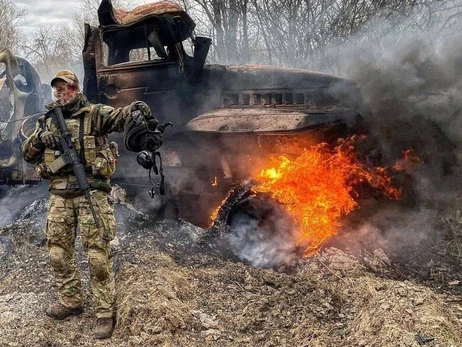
top-left (46, 106), bottom-right (100, 227)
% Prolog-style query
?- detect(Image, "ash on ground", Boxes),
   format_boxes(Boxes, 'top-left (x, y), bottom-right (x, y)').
top-left (1, 188), bottom-right (462, 347)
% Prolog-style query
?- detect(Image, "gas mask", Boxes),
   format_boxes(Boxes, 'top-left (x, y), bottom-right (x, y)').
top-left (135, 122), bottom-right (172, 197)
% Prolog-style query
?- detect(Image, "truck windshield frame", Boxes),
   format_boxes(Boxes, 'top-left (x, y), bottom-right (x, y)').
top-left (101, 22), bottom-right (169, 66)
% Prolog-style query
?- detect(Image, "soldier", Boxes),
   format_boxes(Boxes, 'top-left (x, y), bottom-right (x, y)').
top-left (22, 70), bottom-right (162, 339)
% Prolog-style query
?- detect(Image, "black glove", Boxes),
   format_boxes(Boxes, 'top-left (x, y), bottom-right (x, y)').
top-left (125, 102), bottom-right (162, 152)
top-left (39, 130), bottom-right (59, 149)
top-left (146, 118), bottom-right (159, 132)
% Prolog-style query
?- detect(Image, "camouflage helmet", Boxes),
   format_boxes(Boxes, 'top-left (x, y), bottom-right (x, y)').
top-left (51, 70), bottom-right (80, 89)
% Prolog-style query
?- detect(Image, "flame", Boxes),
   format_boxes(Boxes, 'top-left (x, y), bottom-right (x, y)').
top-left (211, 176), bottom-right (218, 186)
top-left (253, 136), bottom-right (401, 256)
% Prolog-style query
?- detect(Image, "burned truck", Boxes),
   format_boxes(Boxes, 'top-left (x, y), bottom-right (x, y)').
top-left (83, 0), bottom-right (365, 226)
top-left (2, 0), bottom-right (366, 228)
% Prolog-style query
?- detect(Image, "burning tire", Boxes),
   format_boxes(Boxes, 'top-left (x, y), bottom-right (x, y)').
top-left (206, 134), bottom-right (405, 265)
top-left (210, 184), bottom-right (303, 267)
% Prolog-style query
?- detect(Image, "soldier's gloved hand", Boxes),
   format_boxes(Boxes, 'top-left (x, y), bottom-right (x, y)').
top-left (39, 130), bottom-right (59, 149)
top-left (146, 119), bottom-right (159, 132)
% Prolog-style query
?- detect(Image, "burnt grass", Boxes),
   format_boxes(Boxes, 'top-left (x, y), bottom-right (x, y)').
top-left (1, 197), bottom-right (462, 347)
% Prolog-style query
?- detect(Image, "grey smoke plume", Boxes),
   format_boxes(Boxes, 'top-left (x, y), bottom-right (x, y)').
top-left (334, 206), bottom-right (439, 256)
top-left (225, 5), bottom-right (462, 264)
top-left (312, 10), bottom-right (462, 258)
top-left (228, 199), bottom-right (300, 267)
top-left (0, 184), bottom-right (48, 227)
top-left (228, 207), bottom-right (300, 268)
top-left (347, 34), bottom-right (462, 195)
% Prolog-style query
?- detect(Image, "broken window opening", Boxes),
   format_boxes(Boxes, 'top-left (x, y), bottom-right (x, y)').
top-left (102, 22), bottom-right (171, 66)
top-left (129, 46), bottom-right (167, 63)
top-left (182, 36), bottom-right (194, 59)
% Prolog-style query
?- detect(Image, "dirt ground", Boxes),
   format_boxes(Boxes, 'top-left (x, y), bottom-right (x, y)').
top-left (1, 196), bottom-right (462, 347)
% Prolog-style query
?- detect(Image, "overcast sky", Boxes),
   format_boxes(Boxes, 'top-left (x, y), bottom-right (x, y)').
top-left (16, 0), bottom-right (148, 37)
top-left (16, 0), bottom-right (81, 36)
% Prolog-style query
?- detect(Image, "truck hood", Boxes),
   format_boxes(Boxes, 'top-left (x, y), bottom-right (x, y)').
top-left (222, 64), bottom-right (353, 90)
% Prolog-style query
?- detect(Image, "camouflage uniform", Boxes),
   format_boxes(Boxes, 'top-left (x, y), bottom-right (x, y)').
top-left (22, 91), bottom-right (148, 319)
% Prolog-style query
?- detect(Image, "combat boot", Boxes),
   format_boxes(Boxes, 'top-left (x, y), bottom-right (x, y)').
top-left (94, 317), bottom-right (115, 339)
top-left (46, 303), bottom-right (83, 320)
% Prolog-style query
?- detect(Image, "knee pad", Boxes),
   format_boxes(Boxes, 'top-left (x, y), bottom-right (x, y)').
top-left (88, 249), bottom-right (110, 282)
top-left (49, 245), bottom-right (67, 270)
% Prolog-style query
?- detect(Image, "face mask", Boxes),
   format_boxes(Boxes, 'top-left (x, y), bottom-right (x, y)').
top-left (52, 84), bottom-right (79, 105)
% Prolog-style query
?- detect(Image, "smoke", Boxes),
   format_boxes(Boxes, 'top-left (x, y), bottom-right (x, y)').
top-left (228, 200), bottom-right (301, 268)
top-left (331, 206), bottom-right (439, 257)
top-left (0, 184), bottom-right (48, 227)
top-left (223, 4), bottom-right (462, 265)
top-left (321, 8), bottom-right (462, 171)
top-left (309, 6), bottom-right (462, 259)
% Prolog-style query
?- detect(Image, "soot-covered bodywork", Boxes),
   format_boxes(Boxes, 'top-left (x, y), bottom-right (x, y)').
top-left (82, 0), bottom-right (365, 225)
top-left (0, 49), bottom-right (50, 184)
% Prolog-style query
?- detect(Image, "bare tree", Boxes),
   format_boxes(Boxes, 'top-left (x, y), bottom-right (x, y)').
top-left (18, 0), bottom-right (462, 82)
top-left (19, 0), bottom-right (145, 83)
top-left (69, 0), bottom-right (139, 49)
top-left (22, 26), bottom-right (79, 83)
top-left (188, 0), bottom-right (251, 64)
top-left (0, 0), bottom-right (25, 50)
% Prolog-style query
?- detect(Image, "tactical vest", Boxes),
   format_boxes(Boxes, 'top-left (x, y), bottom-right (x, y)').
top-left (38, 105), bottom-right (119, 181)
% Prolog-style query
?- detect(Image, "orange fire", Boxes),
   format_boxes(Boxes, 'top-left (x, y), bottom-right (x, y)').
top-left (254, 136), bottom-right (401, 256)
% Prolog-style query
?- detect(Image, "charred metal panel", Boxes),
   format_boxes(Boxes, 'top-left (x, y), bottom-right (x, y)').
top-left (185, 108), bottom-right (360, 133)
top-left (83, 24), bottom-right (98, 103)
top-left (96, 64), bottom-right (220, 127)
top-left (222, 65), bottom-right (363, 110)
top-left (222, 89), bottom-right (337, 108)
top-left (0, 50), bottom-right (46, 183)
top-left (98, 0), bottom-right (195, 38)
top-left (94, 37), bottom-right (225, 128)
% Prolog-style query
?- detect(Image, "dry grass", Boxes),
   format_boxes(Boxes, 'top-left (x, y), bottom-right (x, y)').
top-left (439, 197), bottom-right (462, 259)
top-left (1, 218), bottom-right (461, 346)
top-left (116, 253), bottom-right (198, 345)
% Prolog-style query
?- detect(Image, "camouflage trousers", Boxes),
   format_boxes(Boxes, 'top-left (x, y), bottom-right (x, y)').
top-left (45, 190), bottom-right (116, 319)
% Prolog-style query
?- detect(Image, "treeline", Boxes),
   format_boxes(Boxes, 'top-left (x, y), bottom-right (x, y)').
top-left (1, 0), bottom-right (462, 81)
top-left (186, 0), bottom-right (462, 71)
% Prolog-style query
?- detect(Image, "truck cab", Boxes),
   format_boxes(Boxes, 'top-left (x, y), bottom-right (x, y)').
top-left (83, 0), bottom-right (212, 127)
